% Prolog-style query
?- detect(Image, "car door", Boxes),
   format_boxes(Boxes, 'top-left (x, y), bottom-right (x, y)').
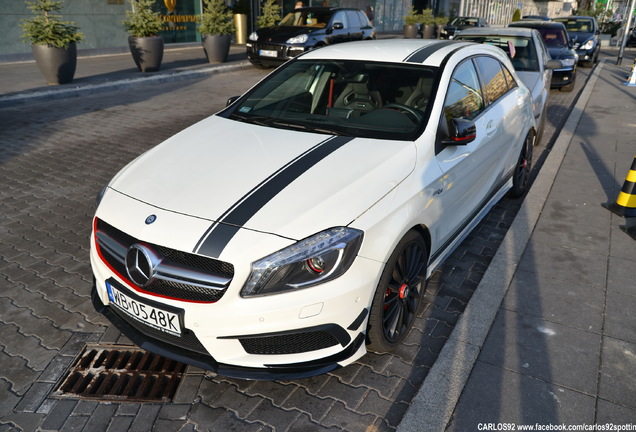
top-left (326, 11), bottom-right (349, 44)
top-left (433, 56), bottom-right (522, 248)
top-left (346, 10), bottom-right (364, 41)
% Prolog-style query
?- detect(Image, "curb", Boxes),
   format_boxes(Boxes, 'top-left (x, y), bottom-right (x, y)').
top-left (0, 61), bottom-right (253, 108)
top-left (396, 61), bottom-right (605, 432)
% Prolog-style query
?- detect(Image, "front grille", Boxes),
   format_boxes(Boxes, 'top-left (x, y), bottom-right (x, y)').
top-left (239, 331), bottom-right (340, 355)
top-left (95, 218), bottom-right (233, 302)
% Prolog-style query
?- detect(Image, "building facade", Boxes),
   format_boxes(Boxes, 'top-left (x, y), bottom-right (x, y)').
top-left (0, 0), bottom-right (601, 59)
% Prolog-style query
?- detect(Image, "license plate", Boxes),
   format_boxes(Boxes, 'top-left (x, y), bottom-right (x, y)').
top-left (260, 49), bottom-right (277, 57)
top-left (106, 281), bottom-right (182, 337)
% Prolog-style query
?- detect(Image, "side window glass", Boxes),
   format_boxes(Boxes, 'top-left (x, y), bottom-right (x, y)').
top-left (443, 59), bottom-right (484, 126)
top-left (501, 65), bottom-right (517, 90)
top-left (332, 11), bottom-right (347, 28)
top-left (475, 56), bottom-right (510, 104)
top-left (346, 10), bottom-right (361, 28)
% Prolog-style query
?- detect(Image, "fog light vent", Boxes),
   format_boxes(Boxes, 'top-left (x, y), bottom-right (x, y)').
top-left (52, 344), bottom-right (187, 402)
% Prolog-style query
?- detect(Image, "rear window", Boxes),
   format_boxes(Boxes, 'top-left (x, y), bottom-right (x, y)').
top-left (555, 18), bottom-right (594, 32)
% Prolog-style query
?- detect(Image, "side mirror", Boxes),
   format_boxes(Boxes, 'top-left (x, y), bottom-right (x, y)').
top-left (442, 118), bottom-right (476, 146)
top-left (331, 22), bottom-right (344, 30)
top-left (546, 59), bottom-right (562, 70)
top-left (226, 96), bottom-right (240, 107)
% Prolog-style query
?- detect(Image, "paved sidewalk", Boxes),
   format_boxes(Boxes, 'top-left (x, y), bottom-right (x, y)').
top-left (400, 59), bottom-right (636, 430)
top-left (0, 43), bottom-right (252, 105)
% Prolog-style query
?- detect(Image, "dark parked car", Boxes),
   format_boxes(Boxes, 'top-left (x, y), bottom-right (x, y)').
top-left (509, 20), bottom-right (578, 91)
top-left (554, 16), bottom-right (600, 67)
top-left (246, 7), bottom-right (376, 68)
top-left (439, 16), bottom-right (489, 39)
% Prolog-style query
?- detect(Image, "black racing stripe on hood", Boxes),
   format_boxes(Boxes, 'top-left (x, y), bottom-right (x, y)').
top-left (404, 40), bottom-right (467, 63)
top-left (194, 135), bottom-right (355, 258)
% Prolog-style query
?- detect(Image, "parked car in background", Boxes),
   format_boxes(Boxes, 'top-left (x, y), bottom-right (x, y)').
top-left (554, 16), bottom-right (600, 67)
top-left (440, 16), bottom-right (489, 39)
top-left (455, 27), bottom-right (562, 143)
top-left (91, 39), bottom-right (536, 380)
top-left (521, 15), bottom-right (550, 21)
top-left (509, 20), bottom-right (578, 91)
top-left (246, 7), bottom-right (376, 68)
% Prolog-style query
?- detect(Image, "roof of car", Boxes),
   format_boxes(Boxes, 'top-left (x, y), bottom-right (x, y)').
top-left (292, 7), bottom-right (362, 12)
top-left (298, 39), bottom-right (507, 67)
top-left (510, 20), bottom-right (566, 28)
top-left (554, 16), bottom-right (596, 20)
top-left (456, 27), bottom-right (537, 37)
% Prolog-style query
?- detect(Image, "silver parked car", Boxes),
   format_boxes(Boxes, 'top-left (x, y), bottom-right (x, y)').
top-left (455, 27), bottom-right (561, 144)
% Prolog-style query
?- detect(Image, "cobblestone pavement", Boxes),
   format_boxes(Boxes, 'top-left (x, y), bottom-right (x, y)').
top-left (0, 55), bottom-right (594, 431)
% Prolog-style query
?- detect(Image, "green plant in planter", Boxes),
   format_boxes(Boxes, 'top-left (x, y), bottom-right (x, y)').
top-left (199, 0), bottom-right (235, 63)
top-left (122, 0), bottom-right (164, 37)
top-left (256, 0), bottom-right (281, 29)
top-left (21, 0), bottom-right (83, 48)
top-left (200, 0), bottom-right (235, 35)
top-left (433, 15), bottom-right (448, 27)
top-left (21, 0), bottom-right (83, 85)
top-left (123, 0), bottom-right (164, 72)
top-left (420, 9), bottom-right (434, 26)
top-left (403, 7), bottom-right (422, 26)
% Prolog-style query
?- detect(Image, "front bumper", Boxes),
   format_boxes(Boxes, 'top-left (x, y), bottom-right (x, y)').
top-left (551, 68), bottom-right (576, 88)
top-left (246, 42), bottom-right (306, 67)
top-left (92, 280), bottom-right (367, 380)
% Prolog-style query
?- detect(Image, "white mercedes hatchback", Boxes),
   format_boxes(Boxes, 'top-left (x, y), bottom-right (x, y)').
top-left (91, 39), bottom-right (535, 380)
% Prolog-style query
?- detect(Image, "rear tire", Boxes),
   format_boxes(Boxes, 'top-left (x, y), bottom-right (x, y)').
top-left (508, 131), bottom-right (534, 198)
top-left (366, 231), bottom-right (428, 353)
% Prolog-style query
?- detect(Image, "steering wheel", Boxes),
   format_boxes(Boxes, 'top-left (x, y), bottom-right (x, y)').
top-left (382, 103), bottom-right (423, 124)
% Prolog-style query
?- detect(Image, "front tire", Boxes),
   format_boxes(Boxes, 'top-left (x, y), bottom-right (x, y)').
top-left (366, 231), bottom-right (428, 353)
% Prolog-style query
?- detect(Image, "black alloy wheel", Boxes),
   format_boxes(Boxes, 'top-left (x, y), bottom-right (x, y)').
top-left (367, 231), bottom-right (428, 352)
top-left (509, 131), bottom-right (534, 198)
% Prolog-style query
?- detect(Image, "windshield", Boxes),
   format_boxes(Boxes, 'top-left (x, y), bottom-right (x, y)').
top-left (451, 17), bottom-right (479, 26)
top-left (279, 10), bottom-right (332, 28)
top-left (456, 35), bottom-right (539, 71)
top-left (555, 18), bottom-right (593, 33)
top-left (536, 27), bottom-right (568, 47)
top-left (222, 59), bottom-right (438, 141)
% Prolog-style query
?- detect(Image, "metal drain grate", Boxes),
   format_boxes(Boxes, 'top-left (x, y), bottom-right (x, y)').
top-left (52, 344), bottom-right (187, 402)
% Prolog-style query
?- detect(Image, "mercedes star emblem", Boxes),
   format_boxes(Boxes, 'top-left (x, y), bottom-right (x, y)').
top-left (125, 244), bottom-right (159, 287)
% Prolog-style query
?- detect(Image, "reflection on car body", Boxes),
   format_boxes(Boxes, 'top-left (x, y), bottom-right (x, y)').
top-left (90, 40), bottom-right (536, 380)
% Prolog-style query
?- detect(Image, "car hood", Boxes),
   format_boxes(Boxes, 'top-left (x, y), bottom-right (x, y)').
top-left (107, 115), bottom-right (416, 241)
top-left (546, 46), bottom-right (575, 60)
top-left (256, 26), bottom-right (317, 43)
top-left (571, 32), bottom-right (594, 44)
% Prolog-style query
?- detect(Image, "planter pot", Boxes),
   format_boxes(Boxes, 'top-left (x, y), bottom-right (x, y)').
top-left (403, 24), bottom-right (419, 39)
top-left (421, 24), bottom-right (434, 39)
top-left (128, 36), bottom-right (164, 72)
top-left (234, 14), bottom-right (248, 44)
top-left (202, 34), bottom-right (232, 63)
top-left (436, 24), bottom-right (445, 39)
top-left (31, 43), bottom-right (77, 85)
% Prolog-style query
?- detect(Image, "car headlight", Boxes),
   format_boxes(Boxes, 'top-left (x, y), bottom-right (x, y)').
top-left (241, 227), bottom-right (363, 297)
top-left (286, 34), bottom-right (308, 44)
top-left (581, 39), bottom-right (594, 50)
top-left (560, 58), bottom-right (576, 67)
top-left (248, 32), bottom-right (259, 41)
